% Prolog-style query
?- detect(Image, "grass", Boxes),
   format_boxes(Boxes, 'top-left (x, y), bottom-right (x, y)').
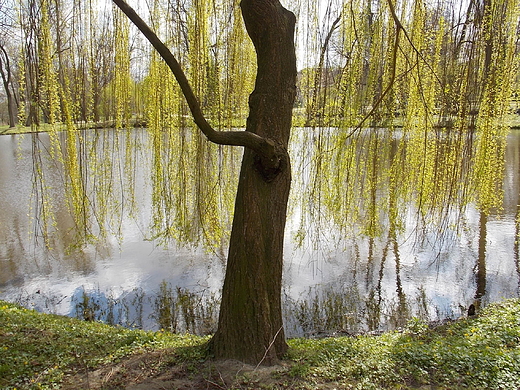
top-left (0, 123), bottom-right (65, 135)
top-left (0, 301), bottom-right (208, 389)
top-left (1, 299), bottom-right (520, 389)
top-left (288, 300), bottom-right (520, 389)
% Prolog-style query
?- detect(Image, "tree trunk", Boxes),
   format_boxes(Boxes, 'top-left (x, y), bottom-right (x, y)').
top-left (209, 0), bottom-right (297, 365)
top-left (0, 46), bottom-right (17, 128)
top-left (112, 0), bottom-right (297, 365)
top-left (6, 89), bottom-right (16, 128)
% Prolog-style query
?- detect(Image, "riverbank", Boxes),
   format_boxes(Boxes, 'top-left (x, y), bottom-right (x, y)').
top-left (2, 112), bottom-right (520, 135)
top-left (1, 298), bottom-right (519, 389)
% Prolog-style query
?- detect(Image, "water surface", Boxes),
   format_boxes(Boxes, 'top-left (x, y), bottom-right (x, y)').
top-left (0, 129), bottom-right (518, 336)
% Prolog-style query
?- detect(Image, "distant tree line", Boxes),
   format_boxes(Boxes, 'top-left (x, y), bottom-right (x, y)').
top-left (0, 0), bottom-right (517, 130)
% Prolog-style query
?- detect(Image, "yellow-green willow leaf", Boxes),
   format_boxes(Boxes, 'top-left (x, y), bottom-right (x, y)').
top-left (13, 0), bottom-right (519, 255)
top-left (113, 5), bottom-right (132, 129)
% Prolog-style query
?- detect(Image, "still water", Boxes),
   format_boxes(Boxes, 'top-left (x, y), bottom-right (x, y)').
top-left (0, 128), bottom-right (519, 337)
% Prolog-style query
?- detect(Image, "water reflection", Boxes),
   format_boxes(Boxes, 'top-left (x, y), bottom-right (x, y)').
top-left (0, 129), bottom-right (519, 337)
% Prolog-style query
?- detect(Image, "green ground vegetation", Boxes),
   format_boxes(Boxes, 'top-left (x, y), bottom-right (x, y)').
top-left (1, 298), bottom-right (519, 389)
top-left (0, 300), bottom-right (208, 389)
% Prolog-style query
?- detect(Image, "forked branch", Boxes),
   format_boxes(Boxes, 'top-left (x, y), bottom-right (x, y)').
top-left (112, 0), bottom-right (279, 161)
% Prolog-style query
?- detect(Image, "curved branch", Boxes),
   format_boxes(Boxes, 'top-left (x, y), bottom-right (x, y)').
top-left (0, 45), bottom-right (11, 86)
top-left (112, 0), bottom-right (277, 159)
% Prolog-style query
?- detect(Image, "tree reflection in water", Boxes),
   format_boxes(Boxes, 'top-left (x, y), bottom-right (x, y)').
top-left (0, 128), bottom-right (519, 336)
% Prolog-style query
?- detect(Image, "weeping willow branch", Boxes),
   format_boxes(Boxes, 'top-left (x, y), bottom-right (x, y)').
top-left (346, 16), bottom-right (401, 138)
top-left (346, 0), bottom-right (445, 139)
top-left (386, 0), bottom-right (445, 92)
top-left (112, 0), bottom-right (280, 163)
top-left (307, 13), bottom-right (341, 127)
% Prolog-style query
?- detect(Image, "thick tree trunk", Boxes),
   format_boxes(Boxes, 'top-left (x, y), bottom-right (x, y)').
top-left (112, 0), bottom-right (297, 365)
top-left (209, 0), bottom-right (297, 365)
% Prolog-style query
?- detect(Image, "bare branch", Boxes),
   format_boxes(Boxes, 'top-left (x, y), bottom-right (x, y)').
top-left (111, 0), bottom-right (277, 159)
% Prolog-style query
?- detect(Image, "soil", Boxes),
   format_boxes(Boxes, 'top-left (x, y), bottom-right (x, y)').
top-left (60, 349), bottom-right (333, 390)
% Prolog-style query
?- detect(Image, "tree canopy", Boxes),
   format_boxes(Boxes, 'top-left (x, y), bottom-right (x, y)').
top-left (1, 0), bottom-right (519, 365)
top-left (4, 0), bottom-right (516, 250)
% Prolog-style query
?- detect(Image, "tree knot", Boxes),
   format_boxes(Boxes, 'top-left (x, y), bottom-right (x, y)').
top-left (253, 140), bottom-right (288, 182)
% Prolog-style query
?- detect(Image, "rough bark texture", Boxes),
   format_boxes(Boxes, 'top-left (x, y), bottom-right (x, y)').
top-left (113, 0), bottom-right (297, 365)
top-left (209, 0), bottom-right (297, 365)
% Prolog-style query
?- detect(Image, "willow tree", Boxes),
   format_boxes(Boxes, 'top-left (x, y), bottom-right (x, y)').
top-left (0, 44), bottom-right (16, 128)
top-left (113, 0), bottom-right (296, 364)
top-left (16, 0), bottom-right (517, 366)
top-left (0, 0), bottom-right (17, 128)
top-left (109, 0), bottom-right (520, 364)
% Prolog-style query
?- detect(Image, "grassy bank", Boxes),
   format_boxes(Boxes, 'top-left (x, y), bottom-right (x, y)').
top-left (2, 112), bottom-right (520, 135)
top-left (1, 299), bottom-right (520, 389)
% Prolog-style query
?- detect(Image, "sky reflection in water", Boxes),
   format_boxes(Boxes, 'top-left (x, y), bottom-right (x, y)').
top-left (0, 129), bottom-right (519, 337)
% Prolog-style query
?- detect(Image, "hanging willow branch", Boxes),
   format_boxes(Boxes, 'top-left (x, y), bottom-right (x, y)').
top-left (307, 12), bottom-right (342, 126)
top-left (386, 0), bottom-right (445, 91)
top-left (112, 0), bottom-right (280, 163)
top-left (345, 0), bottom-right (447, 139)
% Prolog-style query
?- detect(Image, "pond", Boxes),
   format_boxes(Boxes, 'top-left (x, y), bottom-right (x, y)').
top-left (0, 128), bottom-right (519, 337)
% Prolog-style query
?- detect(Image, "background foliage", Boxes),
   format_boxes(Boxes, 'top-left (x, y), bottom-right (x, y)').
top-left (0, 0), bottom-right (518, 250)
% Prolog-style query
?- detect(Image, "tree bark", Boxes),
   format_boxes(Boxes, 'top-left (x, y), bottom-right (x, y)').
top-left (112, 0), bottom-right (297, 365)
top-left (209, 0), bottom-right (297, 365)
top-left (0, 45), bottom-right (17, 128)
